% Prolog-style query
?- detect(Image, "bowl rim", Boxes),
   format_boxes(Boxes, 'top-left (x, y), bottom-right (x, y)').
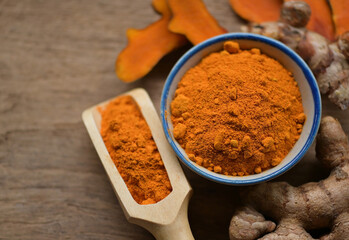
top-left (160, 32), bottom-right (322, 185)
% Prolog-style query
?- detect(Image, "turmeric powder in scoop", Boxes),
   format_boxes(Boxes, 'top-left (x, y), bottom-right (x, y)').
top-left (100, 96), bottom-right (172, 204)
top-left (171, 41), bottom-right (306, 176)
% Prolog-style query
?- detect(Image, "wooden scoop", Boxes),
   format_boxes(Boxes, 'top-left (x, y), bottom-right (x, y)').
top-left (82, 88), bottom-right (194, 240)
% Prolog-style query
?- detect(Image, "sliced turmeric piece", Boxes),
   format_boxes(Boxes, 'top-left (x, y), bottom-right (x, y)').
top-left (329, 0), bottom-right (349, 37)
top-left (153, 0), bottom-right (170, 15)
top-left (229, 0), bottom-right (283, 23)
top-left (285, 0), bottom-right (335, 41)
top-left (168, 0), bottom-right (227, 45)
top-left (115, 0), bottom-right (187, 82)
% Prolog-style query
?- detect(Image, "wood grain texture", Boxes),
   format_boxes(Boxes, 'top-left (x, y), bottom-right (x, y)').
top-left (0, 0), bottom-right (348, 240)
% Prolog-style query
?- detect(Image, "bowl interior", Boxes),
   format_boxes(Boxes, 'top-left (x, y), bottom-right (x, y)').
top-left (161, 33), bottom-right (321, 185)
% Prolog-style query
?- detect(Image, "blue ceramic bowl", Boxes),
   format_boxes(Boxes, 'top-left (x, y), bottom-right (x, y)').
top-left (160, 33), bottom-right (321, 185)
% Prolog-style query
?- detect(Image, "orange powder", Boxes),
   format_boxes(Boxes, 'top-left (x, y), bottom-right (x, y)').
top-left (171, 41), bottom-right (306, 176)
top-left (100, 96), bottom-right (172, 204)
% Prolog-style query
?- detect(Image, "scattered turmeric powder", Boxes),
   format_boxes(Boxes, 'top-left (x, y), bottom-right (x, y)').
top-left (100, 96), bottom-right (172, 204)
top-left (171, 41), bottom-right (305, 176)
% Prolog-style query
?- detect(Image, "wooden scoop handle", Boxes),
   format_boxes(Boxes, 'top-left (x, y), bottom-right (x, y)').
top-left (150, 196), bottom-right (194, 240)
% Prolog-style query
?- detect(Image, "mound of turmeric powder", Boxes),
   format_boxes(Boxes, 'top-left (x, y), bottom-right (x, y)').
top-left (171, 41), bottom-right (306, 176)
top-left (100, 96), bottom-right (172, 204)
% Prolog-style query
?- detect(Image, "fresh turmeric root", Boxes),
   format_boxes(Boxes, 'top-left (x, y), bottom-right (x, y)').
top-left (284, 0), bottom-right (335, 41)
top-left (229, 116), bottom-right (349, 240)
top-left (242, 1), bottom-right (349, 110)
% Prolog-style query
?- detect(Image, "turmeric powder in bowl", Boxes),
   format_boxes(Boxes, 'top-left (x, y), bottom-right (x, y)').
top-left (170, 41), bottom-right (306, 176)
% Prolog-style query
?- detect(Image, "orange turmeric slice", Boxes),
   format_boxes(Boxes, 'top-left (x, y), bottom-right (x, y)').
top-left (168, 0), bottom-right (227, 45)
top-left (329, 0), bottom-right (349, 37)
top-left (153, 0), bottom-right (170, 15)
top-left (229, 0), bottom-right (283, 23)
top-left (115, 0), bottom-right (187, 82)
top-left (285, 0), bottom-right (335, 41)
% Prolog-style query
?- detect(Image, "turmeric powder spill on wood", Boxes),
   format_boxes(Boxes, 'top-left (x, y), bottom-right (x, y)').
top-left (171, 41), bottom-right (306, 176)
top-left (100, 96), bottom-right (172, 204)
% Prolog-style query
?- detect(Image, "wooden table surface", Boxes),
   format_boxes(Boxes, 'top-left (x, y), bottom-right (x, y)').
top-left (1, 1), bottom-right (348, 239)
